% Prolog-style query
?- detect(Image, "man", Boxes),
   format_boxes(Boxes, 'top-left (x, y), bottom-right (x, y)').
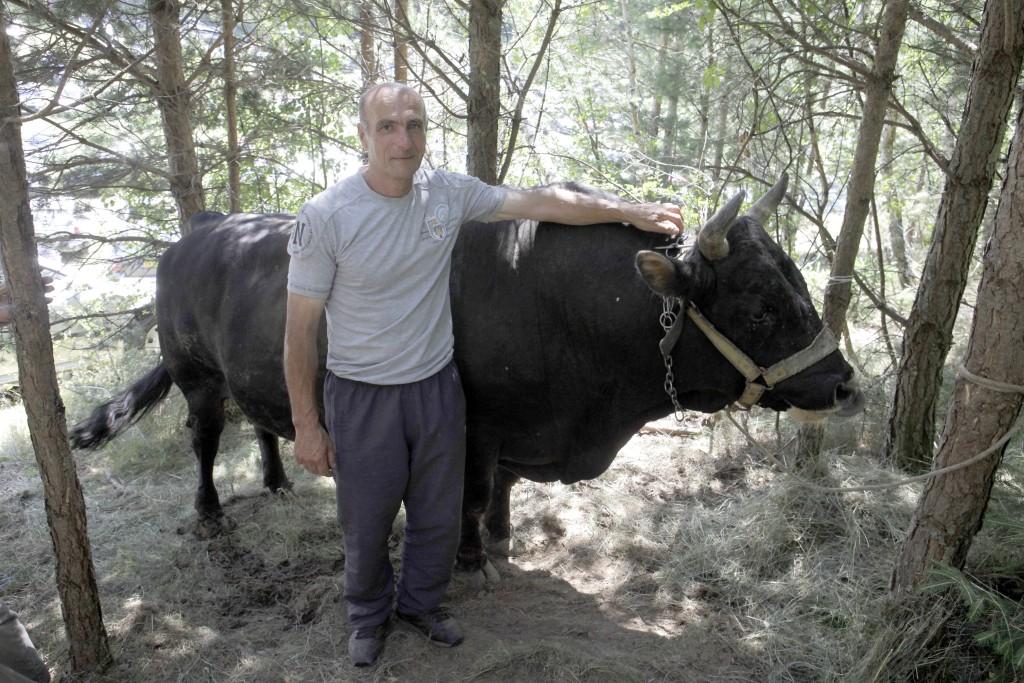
top-left (284, 82), bottom-right (682, 667)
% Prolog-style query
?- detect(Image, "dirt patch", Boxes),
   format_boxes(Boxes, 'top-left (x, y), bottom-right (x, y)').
top-left (1, 405), bottom-right (918, 682)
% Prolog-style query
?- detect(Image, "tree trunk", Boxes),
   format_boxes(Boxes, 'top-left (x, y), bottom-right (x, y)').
top-left (618, 0), bottom-right (640, 137)
top-left (797, 0), bottom-right (909, 467)
top-left (891, 102), bottom-right (1024, 592)
top-left (393, 0), bottom-right (409, 83)
top-left (467, 0), bottom-right (502, 184)
top-left (882, 124), bottom-right (912, 287)
top-left (650, 30), bottom-right (668, 139)
top-left (222, 0), bottom-right (241, 213)
top-left (710, 88), bottom-right (728, 185)
top-left (821, 0), bottom-right (909, 336)
top-left (697, 22), bottom-right (714, 173)
top-left (149, 0), bottom-right (205, 233)
top-left (0, 18), bottom-right (113, 674)
top-left (885, 0), bottom-right (1024, 471)
top-left (360, 0), bottom-right (378, 84)
top-left (661, 89), bottom-right (679, 163)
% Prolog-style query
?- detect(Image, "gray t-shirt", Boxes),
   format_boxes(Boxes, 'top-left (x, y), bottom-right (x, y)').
top-left (287, 168), bottom-right (507, 385)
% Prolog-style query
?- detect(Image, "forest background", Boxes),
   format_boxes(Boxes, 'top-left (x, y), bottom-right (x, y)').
top-left (2, 0), bottom-right (1024, 680)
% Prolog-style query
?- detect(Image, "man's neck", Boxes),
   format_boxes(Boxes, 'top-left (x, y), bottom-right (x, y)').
top-left (361, 168), bottom-right (414, 198)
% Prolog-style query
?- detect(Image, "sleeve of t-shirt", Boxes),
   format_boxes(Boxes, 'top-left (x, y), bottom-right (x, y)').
top-left (442, 171), bottom-right (508, 223)
top-left (286, 202), bottom-right (337, 300)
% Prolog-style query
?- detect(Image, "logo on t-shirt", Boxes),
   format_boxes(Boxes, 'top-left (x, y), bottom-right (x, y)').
top-left (288, 213), bottom-right (319, 258)
top-left (423, 205), bottom-right (451, 241)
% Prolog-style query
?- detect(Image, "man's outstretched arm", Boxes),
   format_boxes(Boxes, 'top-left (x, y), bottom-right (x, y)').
top-left (489, 186), bottom-right (683, 235)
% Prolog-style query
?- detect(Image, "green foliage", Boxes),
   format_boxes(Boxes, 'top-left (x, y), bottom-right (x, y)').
top-left (925, 564), bottom-right (1024, 672)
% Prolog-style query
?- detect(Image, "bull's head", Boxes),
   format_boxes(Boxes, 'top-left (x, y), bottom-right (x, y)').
top-left (635, 175), bottom-right (863, 419)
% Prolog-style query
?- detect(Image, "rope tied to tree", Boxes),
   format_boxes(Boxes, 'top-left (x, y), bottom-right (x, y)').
top-left (957, 365), bottom-right (1024, 395)
top-left (825, 274), bottom-right (855, 289)
top-left (721, 366), bottom-right (1024, 494)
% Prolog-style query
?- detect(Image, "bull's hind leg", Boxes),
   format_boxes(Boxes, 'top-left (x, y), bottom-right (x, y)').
top-left (457, 434), bottom-right (495, 574)
top-left (255, 428), bottom-right (290, 492)
top-left (484, 467), bottom-right (520, 558)
top-left (182, 383), bottom-right (228, 522)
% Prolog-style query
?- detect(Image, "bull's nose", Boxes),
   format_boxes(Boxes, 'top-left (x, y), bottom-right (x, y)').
top-left (833, 378), bottom-right (865, 417)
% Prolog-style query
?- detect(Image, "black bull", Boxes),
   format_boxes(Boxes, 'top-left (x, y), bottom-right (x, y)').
top-left (71, 181), bottom-right (863, 573)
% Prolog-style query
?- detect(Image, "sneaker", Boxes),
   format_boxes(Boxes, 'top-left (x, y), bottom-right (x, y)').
top-left (348, 619), bottom-right (391, 667)
top-left (396, 608), bottom-right (464, 647)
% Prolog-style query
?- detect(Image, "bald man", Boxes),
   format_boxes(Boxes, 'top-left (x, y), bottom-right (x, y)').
top-left (284, 82), bottom-right (683, 667)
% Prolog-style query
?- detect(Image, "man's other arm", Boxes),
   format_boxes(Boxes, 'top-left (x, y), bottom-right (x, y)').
top-left (284, 292), bottom-right (334, 477)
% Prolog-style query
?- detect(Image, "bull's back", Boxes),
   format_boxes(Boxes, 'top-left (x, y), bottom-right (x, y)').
top-left (156, 213), bottom-right (298, 436)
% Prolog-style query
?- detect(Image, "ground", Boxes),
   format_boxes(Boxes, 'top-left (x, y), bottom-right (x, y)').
top-left (0, 376), bottom-right (928, 682)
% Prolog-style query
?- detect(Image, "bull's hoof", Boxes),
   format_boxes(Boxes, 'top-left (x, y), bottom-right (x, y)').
top-left (482, 559), bottom-right (501, 583)
top-left (455, 551), bottom-right (502, 582)
top-left (192, 514), bottom-right (236, 539)
top-left (486, 535), bottom-right (515, 558)
top-left (455, 559), bottom-right (502, 592)
top-left (266, 477), bottom-right (293, 493)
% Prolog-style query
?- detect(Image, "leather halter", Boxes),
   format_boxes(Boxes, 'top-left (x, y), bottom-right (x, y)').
top-left (660, 298), bottom-right (839, 410)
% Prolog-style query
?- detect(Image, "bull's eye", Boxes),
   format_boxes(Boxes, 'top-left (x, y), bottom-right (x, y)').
top-left (751, 307), bottom-right (774, 325)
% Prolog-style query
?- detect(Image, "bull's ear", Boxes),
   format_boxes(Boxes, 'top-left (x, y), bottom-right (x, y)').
top-left (636, 251), bottom-right (686, 297)
top-left (636, 251), bottom-right (711, 299)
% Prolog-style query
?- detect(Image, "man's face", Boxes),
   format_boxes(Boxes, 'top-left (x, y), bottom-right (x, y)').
top-left (358, 88), bottom-right (427, 185)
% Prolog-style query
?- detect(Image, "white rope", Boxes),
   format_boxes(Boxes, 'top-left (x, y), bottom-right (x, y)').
top-left (958, 365), bottom-right (1024, 394)
top-left (825, 275), bottom-right (855, 289)
top-left (720, 365), bottom-right (1024, 494)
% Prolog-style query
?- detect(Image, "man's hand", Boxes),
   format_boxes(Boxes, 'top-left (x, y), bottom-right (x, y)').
top-left (623, 202), bottom-right (684, 236)
top-left (294, 423), bottom-right (335, 477)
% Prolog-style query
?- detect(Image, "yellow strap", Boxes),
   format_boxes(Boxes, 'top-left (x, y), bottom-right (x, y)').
top-left (685, 305), bottom-right (763, 382)
top-left (684, 303), bottom-right (839, 409)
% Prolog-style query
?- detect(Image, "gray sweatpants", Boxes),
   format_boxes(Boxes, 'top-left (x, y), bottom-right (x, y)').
top-left (0, 602), bottom-right (49, 683)
top-left (324, 361), bottom-right (466, 631)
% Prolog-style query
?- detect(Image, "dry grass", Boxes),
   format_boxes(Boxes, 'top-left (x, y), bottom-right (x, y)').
top-left (1, 347), bottom-right (1018, 682)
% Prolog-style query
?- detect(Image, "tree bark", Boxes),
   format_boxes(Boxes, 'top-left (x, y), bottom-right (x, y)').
top-left (467, 0), bottom-right (502, 184)
top-left (0, 16), bottom-right (113, 673)
top-left (393, 0), bottom-right (409, 82)
top-left (222, 0), bottom-right (240, 213)
top-left (891, 102), bottom-right (1024, 592)
top-left (885, 0), bottom-right (1024, 471)
top-left (149, 0), bottom-right (205, 232)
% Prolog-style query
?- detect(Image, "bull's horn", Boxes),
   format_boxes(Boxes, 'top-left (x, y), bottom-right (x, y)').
top-left (697, 190), bottom-right (744, 261)
top-left (746, 173), bottom-right (789, 226)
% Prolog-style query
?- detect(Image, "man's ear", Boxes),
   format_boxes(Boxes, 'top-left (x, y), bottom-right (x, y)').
top-left (635, 251), bottom-right (711, 299)
top-left (357, 123), bottom-right (367, 150)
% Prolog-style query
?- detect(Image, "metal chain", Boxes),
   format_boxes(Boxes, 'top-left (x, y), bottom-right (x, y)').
top-left (659, 297), bottom-right (686, 421)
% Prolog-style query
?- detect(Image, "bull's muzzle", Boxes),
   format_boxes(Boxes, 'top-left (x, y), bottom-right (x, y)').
top-left (833, 377), bottom-right (864, 417)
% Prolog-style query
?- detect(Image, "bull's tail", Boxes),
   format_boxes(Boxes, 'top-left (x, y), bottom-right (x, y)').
top-left (70, 363), bottom-right (174, 449)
